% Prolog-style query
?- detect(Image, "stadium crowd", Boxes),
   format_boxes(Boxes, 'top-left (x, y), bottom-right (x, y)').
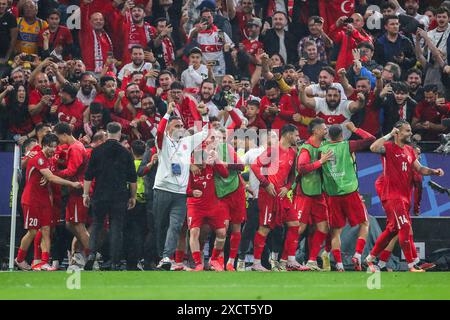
top-left (1, 0), bottom-right (448, 272)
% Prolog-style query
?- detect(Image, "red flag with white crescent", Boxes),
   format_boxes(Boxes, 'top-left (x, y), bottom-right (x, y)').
top-left (319, 0), bottom-right (355, 34)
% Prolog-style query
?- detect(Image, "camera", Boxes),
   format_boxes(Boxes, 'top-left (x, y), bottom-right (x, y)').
top-left (212, 90), bottom-right (228, 110)
top-left (434, 132), bottom-right (450, 154)
top-left (343, 17), bottom-right (354, 24)
top-left (22, 55), bottom-right (34, 62)
top-left (272, 66), bottom-right (283, 74)
top-left (200, 17), bottom-right (209, 24)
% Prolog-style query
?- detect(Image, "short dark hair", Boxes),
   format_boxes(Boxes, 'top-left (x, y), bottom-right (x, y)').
top-left (170, 81), bottom-right (184, 90)
top-left (326, 86), bottom-right (341, 95)
top-left (264, 80), bottom-right (279, 91)
top-left (60, 82), bottom-right (78, 99)
top-left (158, 69), bottom-right (173, 79)
top-left (381, 2), bottom-right (396, 11)
top-left (92, 130), bottom-right (106, 143)
top-left (247, 100), bottom-right (260, 108)
top-left (35, 123), bottom-right (51, 133)
top-left (107, 122), bottom-right (122, 134)
top-left (100, 76), bottom-right (116, 87)
top-left (406, 67), bottom-right (423, 78)
top-left (308, 118), bottom-right (325, 134)
top-left (168, 115), bottom-right (182, 123)
top-left (435, 7), bottom-right (450, 16)
top-left (42, 133), bottom-right (59, 146)
top-left (154, 17), bottom-right (168, 26)
top-left (391, 81), bottom-right (409, 94)
top-left (189, 47), bottom-right (202, 56)
top-left (130, 45), bottom-right (144, 53)
top-left (54, 122), bottom-right (72, 136)
top-left (281, 123), bottom-right (298, 136)
top-left (273, 11), bottom-right (288, 19)
top-left (47, 9), bottom-right (61, 18)
top-left (131, 140), bottom-right (146, 156)
top-left (283, 64), bottom-right (296, 72)
top-left (90, 102), bottom-right (103, 114)
top-left (356, 76), bottom-right (371, 84)
top-left (23, 138), bottom-right (37, 149)
top-left (81, 71), bottom-right (96, 80)
top-left (357, 41), bottom-right (374, 51)
top-left (384, 15), bottom-right (399, 26)
top-left (423, 84), bottom-right (438, 93)
top-left (201, 78), bottom-right (216, 88)
top-left (394, 119), bottom-right (410, 129)
top-left (321, 66), bottom-right (336, 78)
top-left (328, 125), bottom-right (342, 141)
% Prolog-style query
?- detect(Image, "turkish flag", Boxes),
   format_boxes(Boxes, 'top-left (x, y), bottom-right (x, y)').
top-left (319, 0), bottom-right (355, 34)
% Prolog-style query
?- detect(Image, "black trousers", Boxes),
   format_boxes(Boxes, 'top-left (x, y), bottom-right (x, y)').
top-left (124, 202), bottom-right (147, 267)
top-left (238, 198), bottom-right (260, 260)
top-left (90, 200), bottom-right (127, 264)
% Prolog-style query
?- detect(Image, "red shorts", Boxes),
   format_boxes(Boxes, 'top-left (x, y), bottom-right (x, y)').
top-left (327, 191), bottom-right (368, 229)
top-left (384, 199), bottom-right (411, 232)
top-left (258, 188), bottom-right (295, 230)
top-left (22, 204), bottom-right (52, 229)
top-left (293, 193), bottom-right (329, 225)
top-left (65, 195), bottom-right (88, 224)
top-left (220, 185), bottom-right (246, 224)
top-left (187, 205), bottom-right (226, 230)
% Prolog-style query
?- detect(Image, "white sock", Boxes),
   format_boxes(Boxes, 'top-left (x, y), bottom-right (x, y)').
top-left (288, 256), bottom-right (296, 263)
top-left (353, 253), bottom-right (361, 261)
top-left (414, 257), bottom-right (420, 264)
top-left (408, 262), bottom-right (416, 269)
top-left (378, 261), bottom-right (386, 269)
top-left (228, 258), bottom-right (235, 265)
top-left (270, 252), bottom-right (279, 260)
top-left (254, 259), bottom-right (261, 265)
top-left (336, 262), bottom-right (344, 270)
top-left (366, 254), bottom-right (375, 263)
top-left (307, 259), bottom-right (316, 264)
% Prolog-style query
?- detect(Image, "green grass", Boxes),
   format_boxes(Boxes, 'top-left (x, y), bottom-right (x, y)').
top-left (1, 271), bottom-right (450, 300)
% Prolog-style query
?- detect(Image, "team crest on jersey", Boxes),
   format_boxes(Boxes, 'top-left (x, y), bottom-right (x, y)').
top-left (407, 156), bottom-right (411, 162)
top-left (38, 158), bottom-right (44, 166)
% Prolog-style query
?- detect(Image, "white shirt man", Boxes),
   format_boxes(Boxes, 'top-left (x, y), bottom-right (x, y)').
top-left (313, 97), bottom-right (354, 139)
top-left (308, 83), bottom-right (348, 100)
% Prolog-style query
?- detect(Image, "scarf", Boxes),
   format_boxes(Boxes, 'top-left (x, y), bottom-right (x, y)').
top-left (93, 30), bottom-right (113, 73)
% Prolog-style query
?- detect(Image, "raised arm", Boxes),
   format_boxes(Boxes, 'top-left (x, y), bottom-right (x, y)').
top-left (348, 92), bottom-right (366, 113)
top-left (338, 68), bottom-right (355, 98)
top-left (346, 122), bottom-right (376, 152)
top-left (370, 127), bottom-right (398, 154)
top-left (413, 160), bottom-right (444, 176)
top-left (298, 81), bottom-right (317, 110)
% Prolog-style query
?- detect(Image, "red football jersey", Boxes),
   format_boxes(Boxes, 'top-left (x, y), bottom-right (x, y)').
top-left (252, 146), bottom-right (296, 190)
top-left (187, 163), bottom-right (228, 209)
top-left (58, 141), bottom-right (88, 185)
top-left (380, 141), bottom-right (417, 204)
top-left (21, 150), bottom-right (52, 208)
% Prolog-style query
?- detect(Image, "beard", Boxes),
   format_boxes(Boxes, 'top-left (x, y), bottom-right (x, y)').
top-left (319, 81), bottom-right (328, 90)
top-left (327, 100), bottom-right (339, 110)
top-left (284, 78), bottom-right (294, 86)
top-left (201, 93), bottom-right (212, 102)
top-left (81, 86), bottom-right (93, 96)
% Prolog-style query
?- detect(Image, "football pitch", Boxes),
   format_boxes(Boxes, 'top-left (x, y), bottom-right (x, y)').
top-left (1, 271), bottom-right (450, 300)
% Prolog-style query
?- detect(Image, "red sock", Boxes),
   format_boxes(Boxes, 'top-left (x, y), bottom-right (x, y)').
top-left (379, 250), bottom-right (392, 262)
top-left (175, 250), bottom-right (184, 263)
top-left (192, 251), bottom-right (202, 265)
top-left (370, 229), bottom-right (396, 257)
top-left (355, 238), bottom-right (366, 255)
top-left (309, 230), bottom-right (327, 261)
top-left (33, 231), bottom-right (42, 260)
top-left (253, 232), bottom-right (267, 260)
top-left (325, 233), bottom-right (332, 253)
top-left (41, 251), bottom-right (49, 264)
top-left (409, 234), bottom-right (418, 260)
top-left (211, 247), bottom-right (223, 260)
top-left (331, 249), bottom-right (342, 264)
top-left (398, 227), bottom-right (413, 264)
top-left (16, 248), bottom-right (27, 263)
top-left (282, 226), bottom-right (299, 260)
top-left (229, 232), bottom-right (241, 260)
